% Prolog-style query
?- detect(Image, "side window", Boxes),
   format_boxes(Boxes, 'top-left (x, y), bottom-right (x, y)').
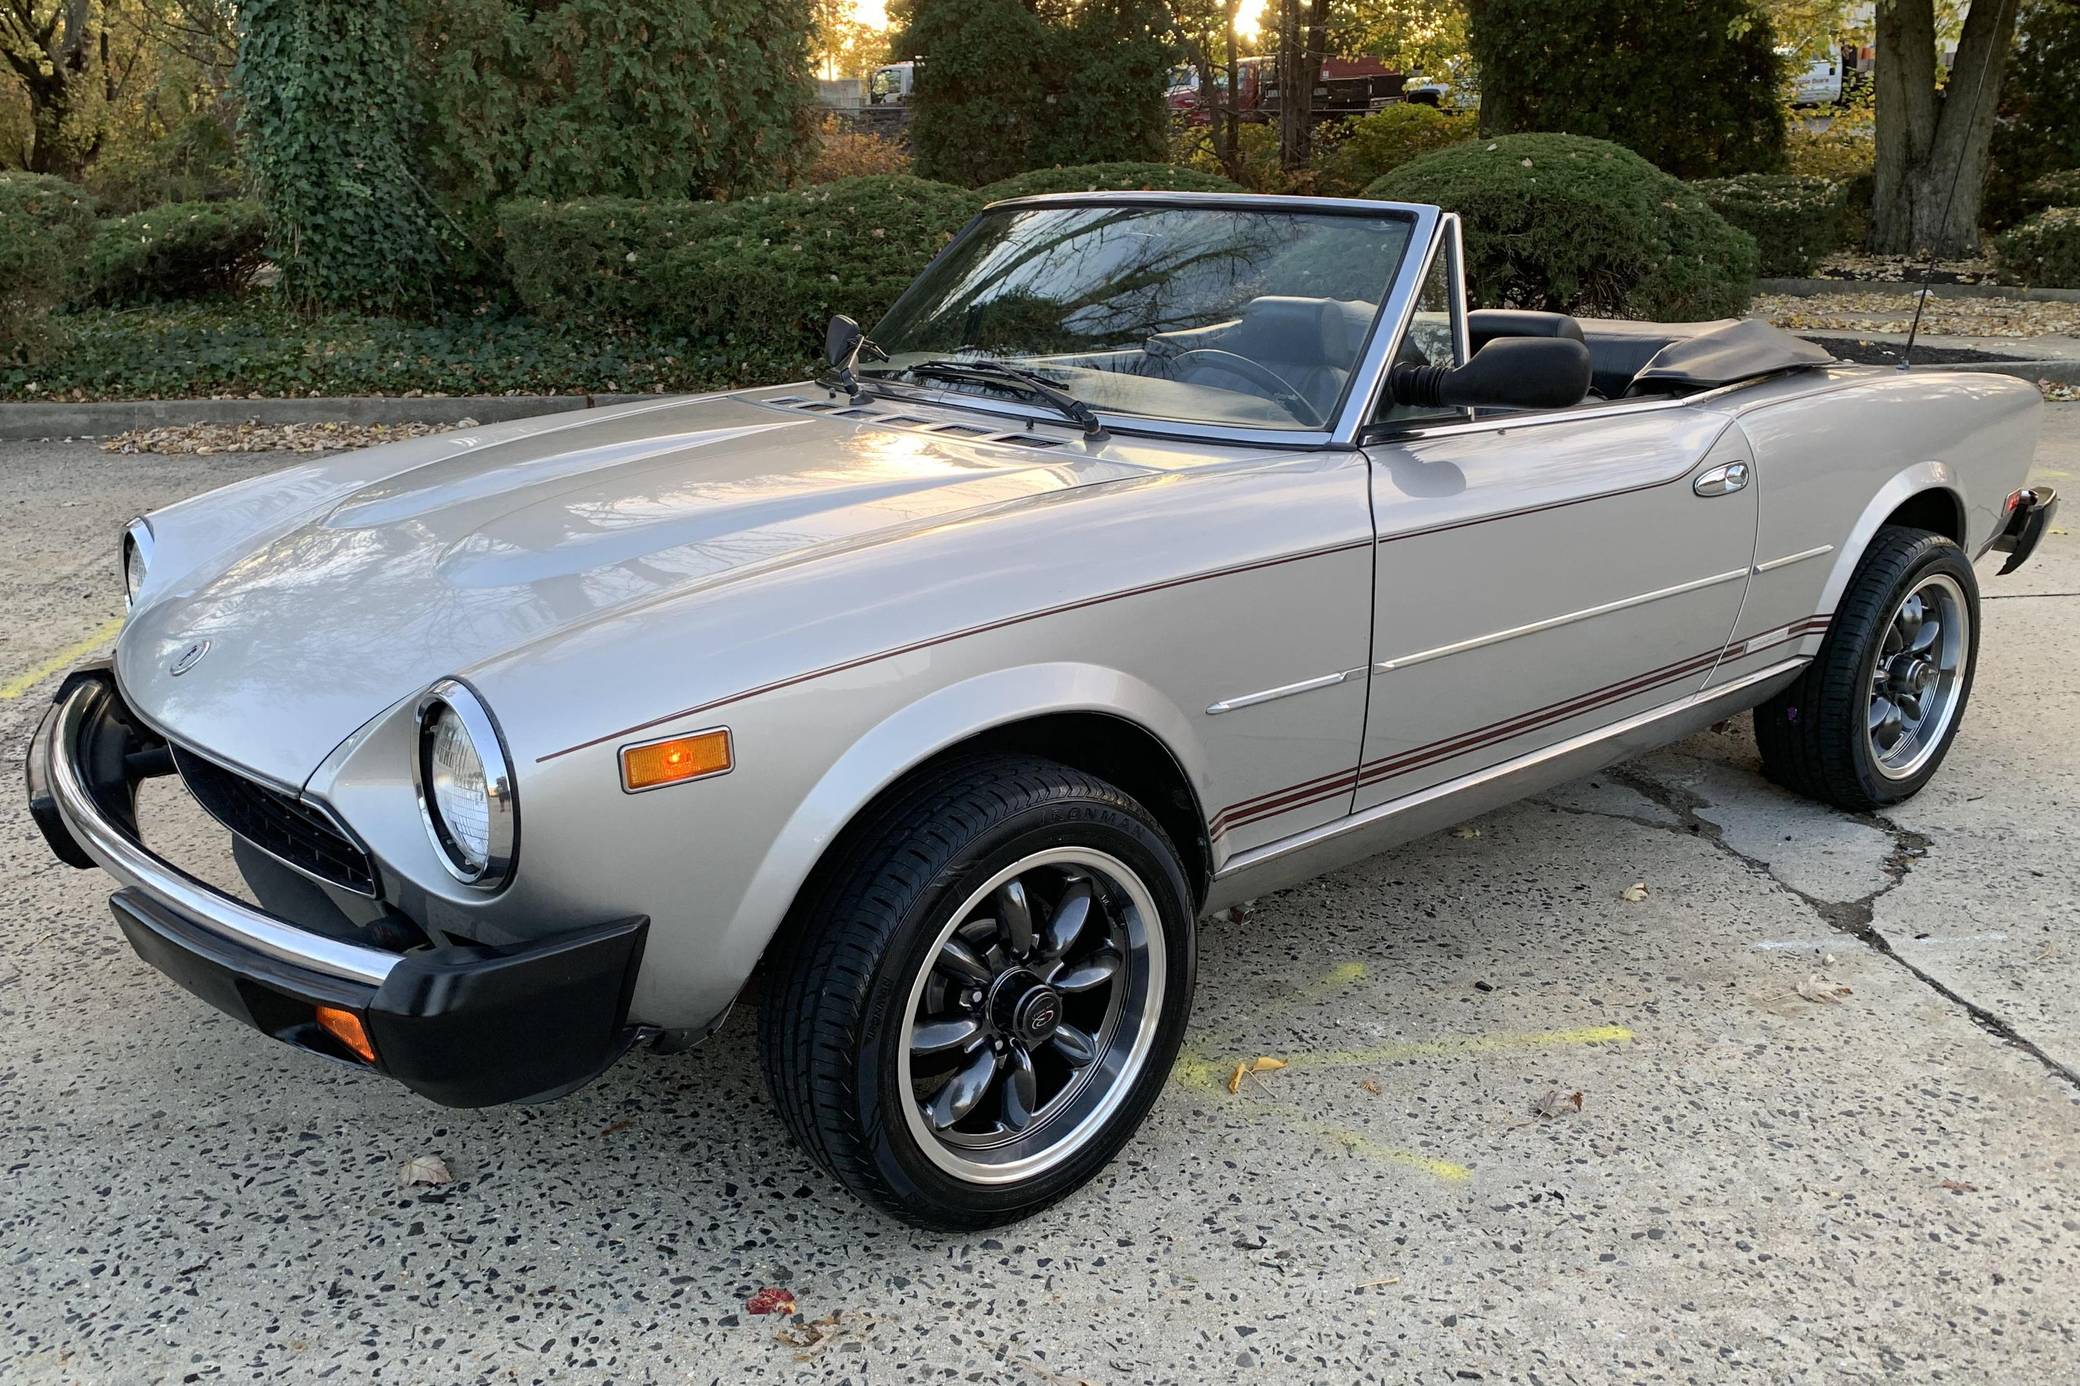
top-left (1370, 238), bottom-right (1466, 430)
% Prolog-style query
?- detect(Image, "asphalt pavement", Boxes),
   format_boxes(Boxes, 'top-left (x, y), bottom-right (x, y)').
top-left (2, 412), bottom-right (2077, 1384)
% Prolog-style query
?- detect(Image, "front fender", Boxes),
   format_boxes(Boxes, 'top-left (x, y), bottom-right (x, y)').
top-left (713, 659), bottom-right (1207, 983)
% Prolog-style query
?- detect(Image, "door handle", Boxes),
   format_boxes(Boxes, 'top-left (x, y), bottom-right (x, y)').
top-left (1693, 462), bottom-right (1749, 497)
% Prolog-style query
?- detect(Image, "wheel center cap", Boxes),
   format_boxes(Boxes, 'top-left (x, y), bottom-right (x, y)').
top-left (1013, 986), bottom-right (1064, 1045)
top-left (1890, 656), bottom-right (1935, 696)
top-left (990, 969), bottom-right (1063, 1045)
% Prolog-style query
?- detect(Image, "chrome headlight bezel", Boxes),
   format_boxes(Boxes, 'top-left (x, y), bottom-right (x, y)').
top-left (122, 516), bottom-right (153, 609)
top-left (411, 678), bottom-right (518, 890)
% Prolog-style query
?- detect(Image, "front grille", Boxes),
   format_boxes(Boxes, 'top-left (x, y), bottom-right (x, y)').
top-left (171, 746), bottom-right (378, 896)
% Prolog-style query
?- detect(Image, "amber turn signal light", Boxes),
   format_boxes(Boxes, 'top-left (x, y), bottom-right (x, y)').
top-left (315, 1005), bottom-right (376, 1063)
top-left (621, 728), bottom-right (733, 792)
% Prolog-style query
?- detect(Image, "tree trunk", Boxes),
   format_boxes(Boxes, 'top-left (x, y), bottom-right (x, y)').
top-left (1221, 0), bottom-right (1241, 181)
top-left (1276, 0), bottom-right (1311, 171)
top-left (23, 72), bottom-right (80, 177)
top-left (1871, 0), bottom-right (2021, 257)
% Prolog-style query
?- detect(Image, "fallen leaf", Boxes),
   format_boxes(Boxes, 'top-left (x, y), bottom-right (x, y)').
top-left (1619, 881), bottom-right (1650, 902)
top-left (776, 1310), bottom-right (877, 1360)
top-left (1532, 1089), bottom-right (1584, 1119)
top-left (398, 1154), bottom-right (452, 1187)
top-left (745, 1286), bottom-right (797, 1316)
top-left (1939, 1178), bottom-right (1979, 1193)
top-left (1795, 974), bottom-right (1853, 1003)
top-left (1359, 1078), bottom-right (1383, 1095)
top-left (1225, 1055), bottom-right (1287, 1094)
top-left (598, 1120), bottom-right (632, 1136)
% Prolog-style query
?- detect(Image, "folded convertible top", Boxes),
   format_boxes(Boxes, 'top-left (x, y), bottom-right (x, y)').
top-left (1627, 319), bottom-right (1837, 395)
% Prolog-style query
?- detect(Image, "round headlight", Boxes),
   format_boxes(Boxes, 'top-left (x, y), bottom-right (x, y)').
top-left (413, 680), bottom-right (517, 888)
top-left (122, 518), bottom-right (153, 608)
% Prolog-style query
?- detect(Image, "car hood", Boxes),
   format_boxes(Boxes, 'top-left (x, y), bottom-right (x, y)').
top-left (117, 392), bottom-right (1151, 786)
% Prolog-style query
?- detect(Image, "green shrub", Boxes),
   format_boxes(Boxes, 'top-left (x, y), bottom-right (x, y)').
top-left (0, 173), bottom-right (99, 363)
top-left (1467, 0), bottom-right (1785, 179)
top-left (501, 175), bottom-right (981, 360)
top-left (1996, 207), bottom-right (2080, 288)
top-left (82, 201), bottom-right (271, 306)
top-left (976, 163), bottom-right (1240, 201)
top-left (1692, 174), bottom-right (1850, 277)
top-left (83, 112), bottom-right (243, 214)
top-left (1988, 1), bottom-right (2080, 227)
top-left (900, 0), bottom-right (1172, 186)
top-left (1367, 134), bottom-right (1756, 319)
top-left (649, 175), bottom-right (984, 356)
top-left (2014, 170), bottom-right (2080, 220)
top-left (1313, 106), bottom-right (1476, 197)
top-left (1629, 187), bottom-right (1761, 321)
top-left (1, 301), bottom-right (776, 401)
top-left (409, 0), bottom-right (816, 209)
top-left (497, 198), bottom-right (727, 320)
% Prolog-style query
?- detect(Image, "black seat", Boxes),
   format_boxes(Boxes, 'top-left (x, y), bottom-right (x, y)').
top-left (1217, 296), bottom-right (1376, 418)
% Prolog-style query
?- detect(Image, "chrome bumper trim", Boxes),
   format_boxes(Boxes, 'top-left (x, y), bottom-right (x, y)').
top-left (40, 678), bottom-right (402, 988)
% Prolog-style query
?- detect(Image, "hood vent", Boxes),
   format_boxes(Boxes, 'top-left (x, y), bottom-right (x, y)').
top-left (756, 393), bottom-right (1067, 450)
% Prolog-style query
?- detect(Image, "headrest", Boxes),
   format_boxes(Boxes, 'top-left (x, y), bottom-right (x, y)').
top-left (1468, 309), bottom-right (1585, 353)
top-left (1239, 296), bottom-right (1377, 366)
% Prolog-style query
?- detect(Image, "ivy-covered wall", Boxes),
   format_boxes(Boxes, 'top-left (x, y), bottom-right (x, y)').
top-left (238, 0), bottom-right (446, 312)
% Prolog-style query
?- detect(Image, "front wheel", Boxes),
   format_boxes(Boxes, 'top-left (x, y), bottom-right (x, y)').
top-left (758, 755), bottom-right (1196, 1228)
top-left (1755, 525), bottom-right (1980, 810)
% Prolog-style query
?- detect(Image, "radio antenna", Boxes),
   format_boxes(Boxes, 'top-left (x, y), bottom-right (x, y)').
top-left (1900, 0), bottom-right (2016, 369)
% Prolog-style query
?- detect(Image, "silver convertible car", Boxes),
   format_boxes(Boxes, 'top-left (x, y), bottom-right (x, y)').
top-left (27, 193), bottom-right (2055, 1227)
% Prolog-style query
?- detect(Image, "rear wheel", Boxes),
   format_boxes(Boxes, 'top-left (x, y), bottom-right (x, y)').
top-left (1755, 525), bottom-right (1979, 810)
top-left (757, 755), bottom-right (1195, 1228)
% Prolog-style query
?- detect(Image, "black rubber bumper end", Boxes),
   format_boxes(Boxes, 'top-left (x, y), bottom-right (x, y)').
top-left (1993, 485), bottom-right (2059, 576)
top-left (368, 918), bottom-right (650, 1108)
top-left (111, 888), bottom-right (650, 1109)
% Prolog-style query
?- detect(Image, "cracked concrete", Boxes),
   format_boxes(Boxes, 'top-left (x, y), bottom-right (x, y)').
top-left (3, 416), bottom-right (2078, 1384)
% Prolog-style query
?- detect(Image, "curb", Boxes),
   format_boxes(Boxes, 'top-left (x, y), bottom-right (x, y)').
top-left (1799, 333), bottom-right (2080, 386)
top-left (0, 393), bottom-right (657, 441)
top-left (1760, 276), bottom-right (2080, 305)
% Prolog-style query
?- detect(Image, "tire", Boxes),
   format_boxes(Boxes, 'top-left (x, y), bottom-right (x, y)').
top-left (1754, 525), bottom-right (1980, 810)
top-left (757, 754), bottom-right (1196, 1229)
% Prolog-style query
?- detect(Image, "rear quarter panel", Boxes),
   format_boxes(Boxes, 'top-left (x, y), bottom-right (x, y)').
top-left (1705, 368), bottom-right (2041, 690)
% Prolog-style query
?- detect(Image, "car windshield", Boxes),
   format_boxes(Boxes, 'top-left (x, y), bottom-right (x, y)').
top-left (863, 202), bottom-right (1416, 431)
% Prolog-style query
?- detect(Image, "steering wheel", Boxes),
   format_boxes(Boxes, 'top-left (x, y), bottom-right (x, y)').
top-left (1162, 348), bottom-right (1326, 428)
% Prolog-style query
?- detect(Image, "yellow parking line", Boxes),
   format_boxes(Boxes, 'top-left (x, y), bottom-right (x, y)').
top-left (1171, 1023), bottom-right (1633, 1184)
top-left (1284, 1023), bottom-right (1635, 1071)
top-left (0, 616), bottom-right (125, 699)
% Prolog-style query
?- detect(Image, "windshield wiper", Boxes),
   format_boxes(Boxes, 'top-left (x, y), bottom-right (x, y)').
top-left (904, 359), bottom-right (1105, 437)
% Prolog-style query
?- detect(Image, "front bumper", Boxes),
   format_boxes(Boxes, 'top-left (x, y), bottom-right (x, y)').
top-left (1990, 486), bottom-right (2059, 575)
top-left (26, 667), bottom-right (650, 1107)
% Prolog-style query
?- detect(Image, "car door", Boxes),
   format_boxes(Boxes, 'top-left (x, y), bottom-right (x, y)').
top-left (1351, 234), bottom-right (1758, 812)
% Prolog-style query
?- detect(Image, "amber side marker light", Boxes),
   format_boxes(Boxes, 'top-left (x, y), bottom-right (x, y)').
top-left (315, 1005), bottom-right (376, 1064)
top-left (621, 728), bottom-right (733, 793)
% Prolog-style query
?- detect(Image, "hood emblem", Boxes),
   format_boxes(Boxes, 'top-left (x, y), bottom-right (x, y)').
top-left (168, 639), bottom-right (211, 677)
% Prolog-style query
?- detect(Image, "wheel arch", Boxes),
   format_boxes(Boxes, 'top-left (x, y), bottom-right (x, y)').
top-left (1817, 463), bottom-right (1970, 617)
top-left (738, 664), bottom-right (1214, 988)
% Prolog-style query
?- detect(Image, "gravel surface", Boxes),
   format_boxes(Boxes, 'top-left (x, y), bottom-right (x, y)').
top-left (1757, 289), bottom-right (2080, 339)
top-left (3, 414), bottom-right (2078, 1385)
top-left (100, 419), bottom-right (479, 456)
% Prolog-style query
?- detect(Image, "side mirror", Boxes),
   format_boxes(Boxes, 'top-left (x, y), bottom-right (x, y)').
top-left (1389, 337), bottom-right (1592, 413)
top-left (826, 315), bottom-right (864, 369)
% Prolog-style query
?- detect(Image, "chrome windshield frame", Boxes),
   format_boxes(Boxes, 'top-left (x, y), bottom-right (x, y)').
top-left (866, 191), bottom-right (1445, 450)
